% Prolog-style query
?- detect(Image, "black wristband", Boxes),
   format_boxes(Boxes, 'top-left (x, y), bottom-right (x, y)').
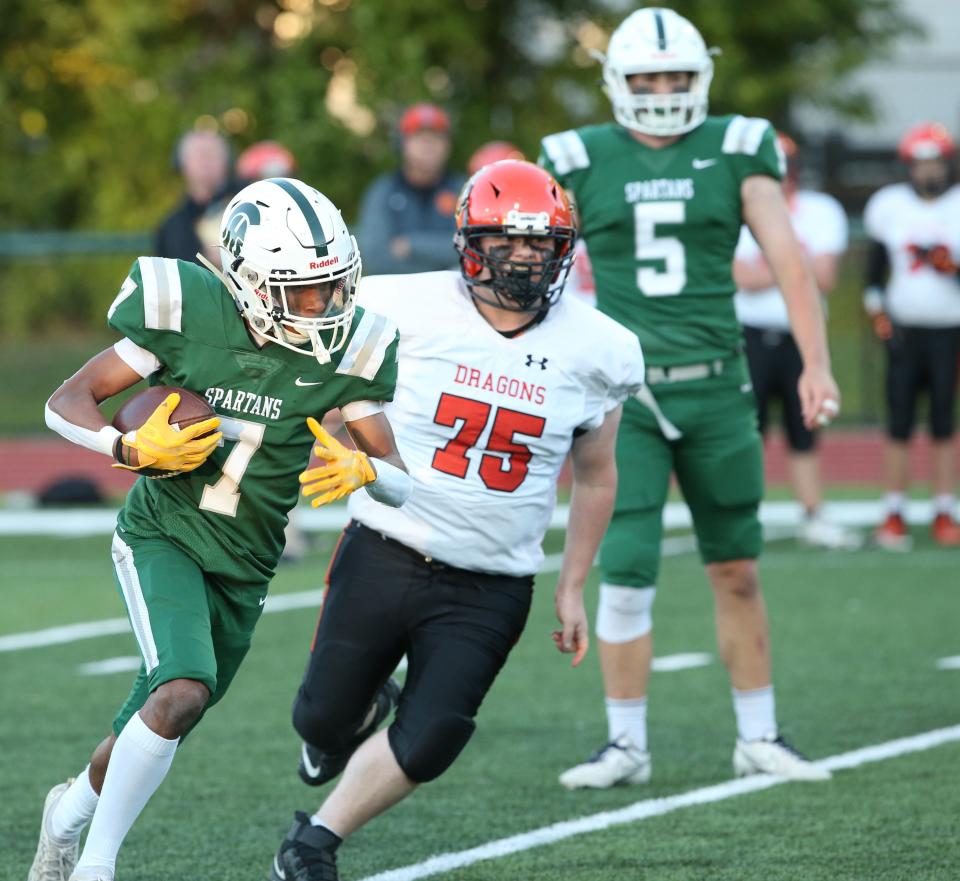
top-left (113, 435), bottom-right (128, 465)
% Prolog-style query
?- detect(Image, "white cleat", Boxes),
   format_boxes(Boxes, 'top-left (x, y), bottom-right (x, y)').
top-left (559, 736), bottom-right (651, 790)
top-left (68, 874), bottom-right (113, 881)
top-left (800, 517), bottom-right (864, 551)
top-left (28, 781), bottom-right (78, 881)
top-left (733, 734), bottom-right (832, 781)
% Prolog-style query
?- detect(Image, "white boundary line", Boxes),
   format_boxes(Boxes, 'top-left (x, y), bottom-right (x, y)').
top-left (357, 724), bottom-right (960, 881)
top-left (2, 532), bottom-right (706, 654)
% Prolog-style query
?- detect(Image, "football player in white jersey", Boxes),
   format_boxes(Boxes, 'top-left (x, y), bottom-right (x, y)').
top-left (734, 132), bottom-right (861, 550)
top-left (862, 122), bottom-right (960, 549)
top-left (268, 160), bottom-right (645, 881)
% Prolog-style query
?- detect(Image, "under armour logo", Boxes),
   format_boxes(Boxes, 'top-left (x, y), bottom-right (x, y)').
top-left (525, 355), bottom-right (548, 370)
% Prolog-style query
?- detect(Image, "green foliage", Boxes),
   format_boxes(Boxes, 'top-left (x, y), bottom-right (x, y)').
top-left (0, 0), bottom-right (917, 338)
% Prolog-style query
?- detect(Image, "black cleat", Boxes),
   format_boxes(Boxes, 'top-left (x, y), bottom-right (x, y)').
top-left (269, 812), bottom-right (339, 881)
top-left (298, 677), bottom-right (401, 787)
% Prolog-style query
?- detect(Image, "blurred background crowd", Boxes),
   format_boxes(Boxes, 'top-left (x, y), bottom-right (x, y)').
top-left (2, 0), bottom-right (960, 538)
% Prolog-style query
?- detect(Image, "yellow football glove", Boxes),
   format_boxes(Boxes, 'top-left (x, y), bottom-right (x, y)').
top-left (114, 393), bottom-right (222, 474)
top-left (299, 416), bottom-right (376, 507)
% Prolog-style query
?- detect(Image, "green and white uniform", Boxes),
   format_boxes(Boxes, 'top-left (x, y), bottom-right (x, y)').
top-left (106, 257), bottom-right (398, 731)
top-left (540, 115), bottom-right (783, 583)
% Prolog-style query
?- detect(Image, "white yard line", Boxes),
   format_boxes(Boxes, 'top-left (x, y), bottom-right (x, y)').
top-left (937, 656), bottom-right (960, 670)
top-left (0, 499), bottom-right (932, 536)
top-left (357, 724), bottom-right (960, 881)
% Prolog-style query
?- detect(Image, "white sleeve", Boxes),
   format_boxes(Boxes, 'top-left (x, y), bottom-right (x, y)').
top-left (578, 331), bottom-right (645, 431)
top-left (45, 400), bottom-right (121, 457)
top-left (862, 190), bottom-right (886, 241)
top-left (341, 400), bottom-right (384, 422)
top-left (809, 196), bottom-right (849, 255)
top-left (355, 275), bottom-right (402, 323)
top-left (114, 337), bottom-right (161, 378)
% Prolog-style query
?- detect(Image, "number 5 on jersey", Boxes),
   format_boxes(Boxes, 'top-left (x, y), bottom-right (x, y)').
top-left (431, 392), bottom-right (545, 492)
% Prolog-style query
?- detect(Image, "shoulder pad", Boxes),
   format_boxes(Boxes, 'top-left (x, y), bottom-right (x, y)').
top-left (721, 116), bottom-right (772, 157)
top-left (110, 257), bottom-right (185, 332)
top-left (541, 130), bottom-right (590, 175)
top-left (335, 309), bottom-right (397, 381)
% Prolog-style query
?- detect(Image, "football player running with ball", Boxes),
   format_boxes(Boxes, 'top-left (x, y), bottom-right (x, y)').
top-left (540, 8), bottom-right (838, 789)
top-left (31, 178), bottom-right (410, 881)
top-left (268, 160), bottom-right (645, 881)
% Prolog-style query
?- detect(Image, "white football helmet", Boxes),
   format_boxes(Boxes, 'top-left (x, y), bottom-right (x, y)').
top-left (215, 178), bottom-right (360, 364)
top-left (600, 8), bottom-right (715, 137)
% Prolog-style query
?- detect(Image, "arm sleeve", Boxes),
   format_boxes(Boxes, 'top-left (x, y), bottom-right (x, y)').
top-left (865, 239), bottom-right (890, 290)
top-left (728, 118), bottom-right (783, 182)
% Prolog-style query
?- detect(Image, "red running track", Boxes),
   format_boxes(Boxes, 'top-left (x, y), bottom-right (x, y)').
top-left (2, 430), bottom-right (958, 497)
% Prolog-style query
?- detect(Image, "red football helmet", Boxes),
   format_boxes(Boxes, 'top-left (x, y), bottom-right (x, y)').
top-left (454, 160), bottom-right (577, 312)
top-left (898, 123), bottom-right (955, 162)
top-left (398, 103), bottom-right (450, 137)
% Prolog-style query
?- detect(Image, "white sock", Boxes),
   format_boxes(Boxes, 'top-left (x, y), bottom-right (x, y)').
top-left (605, 696), bottom-right (648, 752)
top-left (74, 713), bottom-right (178, 877)
top-left (935, 494), bottom-right (955, 516)
top-left (732, 685), bottom-right (777, 742)
top-left (884, 492), bottom-right (905, 515)
top-left (49, 765), bottom-right (99, 842)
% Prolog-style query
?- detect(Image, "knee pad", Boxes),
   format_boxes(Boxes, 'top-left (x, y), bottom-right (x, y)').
top-left (389, 713), bottom-right (476, 783)
top-left (292, 688), bottom-right (357, 752)
top-left (595, 583), bottom-right (655, 643)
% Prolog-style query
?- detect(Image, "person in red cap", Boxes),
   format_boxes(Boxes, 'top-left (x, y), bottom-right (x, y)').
top-left (235, 140), bottom-right (297, 183)
top-left (466, 140), bottom-right (524, 175)
top-left (863, 122), bottom-right (960, 548)
top-left (356, 103), bottom-right (466, 275)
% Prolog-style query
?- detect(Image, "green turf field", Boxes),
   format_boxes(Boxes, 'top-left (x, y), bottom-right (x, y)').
top-left (3, 530), bottom-right (959, 880)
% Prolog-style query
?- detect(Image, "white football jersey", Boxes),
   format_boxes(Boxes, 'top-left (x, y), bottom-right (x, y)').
top-left (734, 190), bottom-right (848, 331)
top-left (863, 183), bottom-right (960, 327)
top-left (348, 271), bottom-right (645, 576)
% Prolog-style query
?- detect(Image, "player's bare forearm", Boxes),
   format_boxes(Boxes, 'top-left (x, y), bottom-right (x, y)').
top-left (344, 412), bottom-right (407, 471)
top-left (732, 257), bottom-right (777, 292)
top-left (556, 407), bottom-right (621, 594)
top-left (47, 347), bottom-right (144, 431)
top-left (742, 175), bottom-right (831, 372)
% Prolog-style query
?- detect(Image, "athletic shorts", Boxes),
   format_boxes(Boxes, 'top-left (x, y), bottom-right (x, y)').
top-left (886, 324), bottom-right (960, 441)
top-left (109, 529), bottom-right (268, 736)
top-left (601, 355), bottom-right (764, 587)
top-left (742, 324), bottom-right (815, 452)
top-left (297, 521), bottom-right (532, 775)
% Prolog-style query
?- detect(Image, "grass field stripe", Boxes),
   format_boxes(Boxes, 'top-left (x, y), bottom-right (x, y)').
top-left (356, 724), bottom-right (960, 881)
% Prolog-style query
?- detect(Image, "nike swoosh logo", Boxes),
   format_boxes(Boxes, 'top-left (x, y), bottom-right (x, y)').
top-left (295, 377), bottom-right (324, 387)
top-left (692, 158), bottom-right (717, 169)
top-left (273, 854), bottom-right (287, 880)
top-left (301, 742), bottom-right (322, 779)
top-left (259, 596), bottom-right (267, 606)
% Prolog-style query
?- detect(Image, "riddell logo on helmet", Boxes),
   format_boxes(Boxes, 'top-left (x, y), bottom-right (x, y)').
top-left (309, 257), bottom-right (340, 269)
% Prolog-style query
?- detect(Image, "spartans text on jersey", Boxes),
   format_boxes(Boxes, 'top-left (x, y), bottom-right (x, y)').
top-left (204, 386), bottom-right (283, 420)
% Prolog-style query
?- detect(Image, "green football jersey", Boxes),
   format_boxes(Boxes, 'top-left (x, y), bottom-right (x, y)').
top-left (107, 257), bottom-right (398, 584)
top-left (540, 115), bottom-right (783, 367)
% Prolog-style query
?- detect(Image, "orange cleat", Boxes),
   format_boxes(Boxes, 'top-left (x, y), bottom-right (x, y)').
top-left (875, 512), bottom-right (912, 551)
top-left (931, 512), bottom-right (960, 547)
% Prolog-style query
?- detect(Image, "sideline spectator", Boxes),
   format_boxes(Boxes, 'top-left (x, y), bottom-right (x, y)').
top-left (236, 140), bottom-right (297, 184)
top-left (466, 139), bottom-right (525, 175)
top-left (356, 104), bottom-right (466, 275)
top-left (155, 130), bottom-right (233, 264)
top-left (734, 133), bottom-right (861, 549)
top-left (863, 122), bottom-right (960, 549)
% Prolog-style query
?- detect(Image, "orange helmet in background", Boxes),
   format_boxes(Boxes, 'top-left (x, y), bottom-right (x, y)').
top-left (397, 103), bottom-right (450, 137)
top-left (454, 160), bottom-right (577, 312)
top-left (898, 123), bottom-right (956, 162)
top-left (236, 141), bottom-right (297, 181)
top-left (467, 141), bottom-right (525, 175)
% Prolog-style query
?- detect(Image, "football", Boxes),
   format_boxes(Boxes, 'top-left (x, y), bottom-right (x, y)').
top-left (112, 386), bottom-right (217, 477)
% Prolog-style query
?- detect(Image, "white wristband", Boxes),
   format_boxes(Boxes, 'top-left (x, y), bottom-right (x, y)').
top-left (45, 401), bottom-right (122, 458)
top-left (365, 458), bottom-right (412, 507)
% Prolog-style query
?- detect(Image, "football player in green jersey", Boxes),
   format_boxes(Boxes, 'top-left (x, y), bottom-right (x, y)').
top-left (540, 8), bottom-right (839, 789)
top-left (31, 178), bottom-right (411, 881)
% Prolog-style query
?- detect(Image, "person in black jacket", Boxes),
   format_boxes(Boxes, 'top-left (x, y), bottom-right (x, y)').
top-left (155, 130), bottom-right (233, 265)
top-left (356, 104), bottom-right (466, 275)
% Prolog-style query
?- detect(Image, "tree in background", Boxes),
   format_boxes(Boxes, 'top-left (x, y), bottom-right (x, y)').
top-left (0, 0), bottom-right (917, 336)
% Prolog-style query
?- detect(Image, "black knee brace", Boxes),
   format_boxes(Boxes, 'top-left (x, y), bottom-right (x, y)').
top-left (389, 712), bottom-right (476, 783)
